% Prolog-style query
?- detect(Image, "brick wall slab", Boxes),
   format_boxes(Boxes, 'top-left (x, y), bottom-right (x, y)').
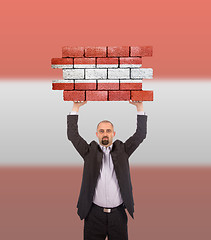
top-left (52, 45), bottom-right (154, 102)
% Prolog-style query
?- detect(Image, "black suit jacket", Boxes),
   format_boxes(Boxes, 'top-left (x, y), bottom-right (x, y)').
top-left (67, 114), bottom-right (147, 220)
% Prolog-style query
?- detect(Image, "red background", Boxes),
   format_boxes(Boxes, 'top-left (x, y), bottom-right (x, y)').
top-left (1, 1), bottom-right (211, 239)
top-left (1, 167), bottom-right (210, 240)
top-left (1, 0), bottom-right (211, 79)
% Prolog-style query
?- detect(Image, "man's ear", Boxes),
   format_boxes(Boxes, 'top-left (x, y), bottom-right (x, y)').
top-left (96, 132), bottom-right (98, 137)
top-left (113, 131), bottom-right (116, 137)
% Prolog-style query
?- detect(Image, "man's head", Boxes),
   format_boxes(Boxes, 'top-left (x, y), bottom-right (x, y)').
top-left (96, 120), bottom-right (116, 147)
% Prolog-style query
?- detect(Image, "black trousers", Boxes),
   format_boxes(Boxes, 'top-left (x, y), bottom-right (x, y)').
top-left (84, 203), bottom-right (128, 240)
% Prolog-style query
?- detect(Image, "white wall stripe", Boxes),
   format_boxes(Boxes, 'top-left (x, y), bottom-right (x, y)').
top-left (120, 80), bottom-right (143, 83)
top-left (108, 69), bottom-right (130, 79)
top-left (97, 64), bottom-right (118, 68)
top-left (131, 68), bottom-right (153, 79)
top-left (85, 69), bottom-right (107, 80)
top-left (52, 64), bottom-right (144, 69)
top-left (62, 68), bottom-right (153, 80)
top-left (120, 64), bottom-right (142, 68)
top-left (98, 80), bottom-right (119, 83)
top-left (52, 80), bottom-right (74, 83)
top-left (51, 64), bottom-right (73, 69)
top-left (75, 80), bottom-right (96, 83)
top-left (63, 69), bottom-right (84, 79)
top-left (74, 64), bottom-right (95, 69)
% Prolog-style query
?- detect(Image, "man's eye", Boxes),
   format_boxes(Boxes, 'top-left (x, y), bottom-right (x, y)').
top-left (107, 130), bottom-right (111, 133)
top-left (99, 130), bottom-right (104, 133)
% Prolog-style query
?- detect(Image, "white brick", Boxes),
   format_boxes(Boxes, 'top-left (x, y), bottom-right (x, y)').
top-left (85, 69), bottom-right (107, 79)
top-left (97, 64), bottom-right (118, 68)
top-left (120, 80), bottom-right (143, 83)
top-left (98, 80), bottom-right (119, 83)
top-left (74, 64), bottom-right (95, 69)
top-left (120, 64), bottom-right (142, 68)
top-left (63, 69), bottom-right (84, 79)
top-left (52, 80), bottom-right (74, 83)
top-left (108, 69), bottom-right (130, 79)
top-left (75, 80), bottom-right (96, 83)
top-left (131, 68), bottom-right (153, 79)
top-left (51, 64), bottom-right (73, 69)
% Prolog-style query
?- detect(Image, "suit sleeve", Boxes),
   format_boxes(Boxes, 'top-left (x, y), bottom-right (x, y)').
top-left (124, 114), bottom-right (147, 157)
top-left (67, 114), bottom-right (89, 159)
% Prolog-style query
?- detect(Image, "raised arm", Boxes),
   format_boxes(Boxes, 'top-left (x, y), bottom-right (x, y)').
top-left (124, 100), bottom-right (147, 157)
top-left (67, 101), bottom-right (89, 159)
top-left (71, 101), bottom-right (87, 112)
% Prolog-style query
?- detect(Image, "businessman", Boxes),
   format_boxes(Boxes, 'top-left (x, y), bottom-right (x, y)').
top-left (67, 100), bottom-right (147, 240)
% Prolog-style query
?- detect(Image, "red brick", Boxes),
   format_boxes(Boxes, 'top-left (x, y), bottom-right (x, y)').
top-left (51, 58), bottom-right (73, 65)
top-left (108, 46), bottom-right (129, 57)
top-left (119, 57), bottom-right (142, 65)
top-left (52, 83), bottom-right (74, 90)
top-left (130, 46), bottom-right (153, 57)
top-left (74, 58), bottom-right (95, 65)
top-left (75, 82), bottom-right (96, 90)
top-left (97, 58), bottom-right (118, 65)
top-left (120, 83), bottom-right (142, 90)
top-left (109, 91), bottom-right (130, 101)
top-left (85, 47), bottom-right (106, 57)
top-left (98, 82), bottom-right (119, 90)
top-left (62, 46), bottom-right (84, 57)
top-left (63, 91), bottom-right (85, 101)
top-left (86, 91), bottom-right (108, 101)
top-left (131, 90), bottom-right (153, 101)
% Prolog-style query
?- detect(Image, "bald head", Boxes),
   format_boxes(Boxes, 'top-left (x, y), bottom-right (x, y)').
top-left (96, 120), bottom-right (114, 131)
top-left (96, 120), bottom-right (115, 147)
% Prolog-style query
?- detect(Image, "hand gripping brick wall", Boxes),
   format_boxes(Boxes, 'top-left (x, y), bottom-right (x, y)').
top-left (51, 46), bottom-right (153, 101)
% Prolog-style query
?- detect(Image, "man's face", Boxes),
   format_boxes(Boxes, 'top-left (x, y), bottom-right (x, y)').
top-left (96, 122), bottom-right (116, 147)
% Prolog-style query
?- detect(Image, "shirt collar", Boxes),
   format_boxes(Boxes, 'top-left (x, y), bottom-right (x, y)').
top-left (99, 143), bottom-right (113, 151)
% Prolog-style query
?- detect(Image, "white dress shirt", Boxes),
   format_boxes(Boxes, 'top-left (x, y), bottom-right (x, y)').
top-left (93, 143), bottom-right (123, 207)
top-left (69, 110), bottom-right (146, 207)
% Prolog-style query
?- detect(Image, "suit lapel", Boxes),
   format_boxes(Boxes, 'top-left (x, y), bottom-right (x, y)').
top-left (96, 145), bottom-right (103, 168)
top-left (110, 140), bottom-right (119, 165)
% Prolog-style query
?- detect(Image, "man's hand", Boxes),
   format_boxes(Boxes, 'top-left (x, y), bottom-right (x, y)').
top-left (129, 100), bottom-right (144, 112)
top-left (72, 101), bottom-right (87, 112)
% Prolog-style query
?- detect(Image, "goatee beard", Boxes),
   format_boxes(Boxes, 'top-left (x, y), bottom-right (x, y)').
top-left (102, 139), bottom-right (109, 145)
